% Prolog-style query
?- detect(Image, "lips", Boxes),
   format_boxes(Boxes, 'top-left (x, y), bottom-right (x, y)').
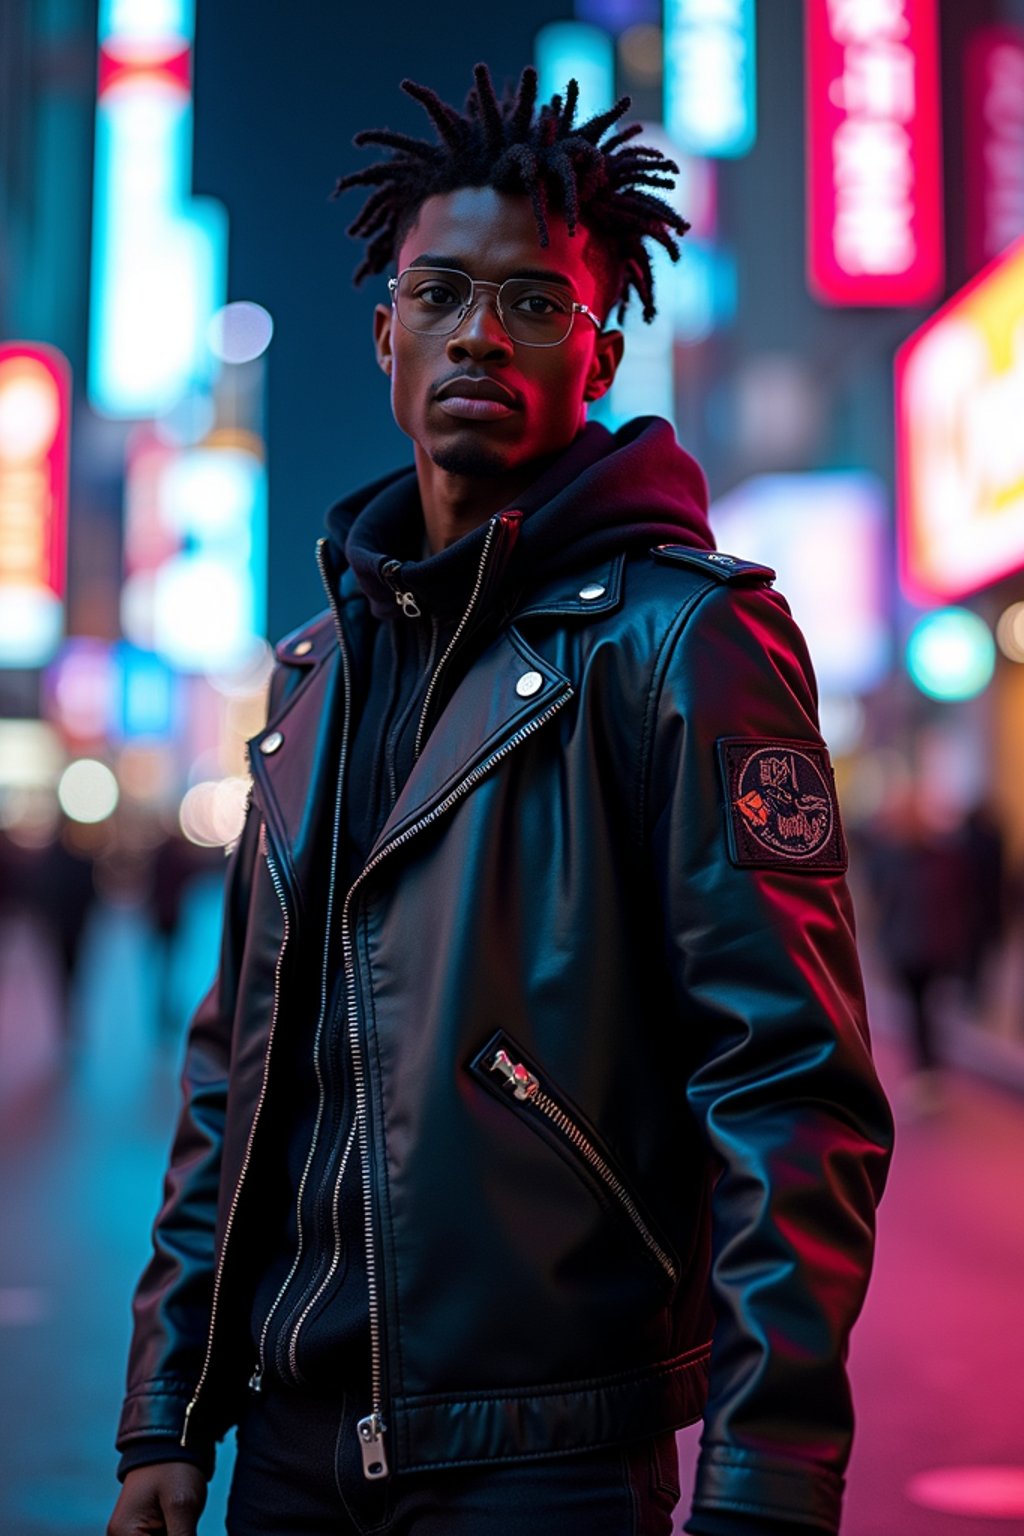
top-left (433, 376), bottom-right (520, 421)
top-left (435, 376), bottom-right (519, 406)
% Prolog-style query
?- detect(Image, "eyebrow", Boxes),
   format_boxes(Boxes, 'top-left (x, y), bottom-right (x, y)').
top-left (407, 255), bottom-right (574, 288)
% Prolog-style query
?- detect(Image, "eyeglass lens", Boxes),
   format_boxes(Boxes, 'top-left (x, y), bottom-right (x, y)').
top-left (394, 268), bottom-right (576, 345)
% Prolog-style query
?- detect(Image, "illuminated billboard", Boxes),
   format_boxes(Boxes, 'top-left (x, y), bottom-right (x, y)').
top-left (663, 0), bottom-right (756, 158)
top-left (0, 344), bottom-right (71, 668)
top-left (89, 0), bottom-right (227, 416)
top-left (896, 235), bottom-right (1024, 603)
top-left (710, 471), bottom-right (890, 694)
top-left (805, 0), bottom-right (943, 306)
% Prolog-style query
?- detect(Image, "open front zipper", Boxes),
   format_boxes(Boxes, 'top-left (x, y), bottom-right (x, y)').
top-left (487, 1048), bottom-right (678, 1287)
top-left (250, 540), bottom-right (354, 1391)
top-left (182, 820), bottom-right (291, 1444)
top-left (328, 681), bottom-right (573, 1478)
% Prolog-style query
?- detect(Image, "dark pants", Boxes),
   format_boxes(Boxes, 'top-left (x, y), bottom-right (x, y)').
top-left (227, 1384), bottom-right (680, 1536)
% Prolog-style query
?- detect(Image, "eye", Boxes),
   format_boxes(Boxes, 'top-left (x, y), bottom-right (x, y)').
top-left (510, 288), bottom-right (569, 317)
top-left (412, 280), bottom-right (462, 307)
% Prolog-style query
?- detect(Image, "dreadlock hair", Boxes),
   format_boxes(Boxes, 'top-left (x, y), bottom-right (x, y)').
top-left (331, 62), bottom-right (691, 325)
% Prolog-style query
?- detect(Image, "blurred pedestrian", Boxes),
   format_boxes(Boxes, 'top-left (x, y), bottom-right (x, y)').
top-left (957, 802), bottom-right (1006, 1013)
top-left (865, 789), bottom-right (970, 1108)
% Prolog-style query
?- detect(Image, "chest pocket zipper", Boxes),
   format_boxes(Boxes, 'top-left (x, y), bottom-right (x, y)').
top-left (474, 1035), bottom-right (678, 1287)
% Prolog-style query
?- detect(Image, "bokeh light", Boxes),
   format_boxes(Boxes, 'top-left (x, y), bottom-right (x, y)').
top-left (906, 608), bottom-right (996, 702)
top-left (179, 775), bottom-right (250, 847)
top-left (207, 301), bottom-right (274, 364)
top-left (57, 758), bottom-right (120, 824)
top-left (995, 601), bottom-right (1024, 663)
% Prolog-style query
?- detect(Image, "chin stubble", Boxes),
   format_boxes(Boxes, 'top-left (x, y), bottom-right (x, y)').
top-left (429, 442), bottom-right (509, 478)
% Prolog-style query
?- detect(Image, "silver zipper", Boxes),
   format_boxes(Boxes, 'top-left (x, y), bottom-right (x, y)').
top-left (182, 820), bottom-right (291, 1443)
top-left (258, 538), bottom-right (355, 1383)
top-left (413, 516), bottom-right (499, 759)
top-left (298, 682), bottom-right (574, 1479)
top-left (284, 1114), bottom-right (359, 1376)
top-left (487, 1049), bottom-right (678, 1286)
top-left (381, 559), bottom-right (422, 617)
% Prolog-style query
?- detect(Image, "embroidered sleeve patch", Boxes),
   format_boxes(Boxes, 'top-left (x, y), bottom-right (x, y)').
top-left (717, 738), bottom-right (848, 872)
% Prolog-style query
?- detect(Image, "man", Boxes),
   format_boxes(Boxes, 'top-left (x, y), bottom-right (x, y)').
top-left (109, 64), bottom-right (893, 1536)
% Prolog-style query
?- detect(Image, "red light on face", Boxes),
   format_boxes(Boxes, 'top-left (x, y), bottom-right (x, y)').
top-left (805, 0), bottom-right (944, 306)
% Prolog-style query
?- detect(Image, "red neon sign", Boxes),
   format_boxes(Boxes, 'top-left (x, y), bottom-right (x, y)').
top-left (964, 27), bottom-right (1024, 275)
top-left (806, 0), bottom-right (944, 306)
top-left (0, 344), bottom-right (70, 597)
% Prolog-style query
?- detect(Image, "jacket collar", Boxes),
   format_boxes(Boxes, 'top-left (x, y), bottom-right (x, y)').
top-left (512, 551), bottom-right (625, 621)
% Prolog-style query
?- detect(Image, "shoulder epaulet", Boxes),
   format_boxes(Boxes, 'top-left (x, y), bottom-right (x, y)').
top-left (650, 545), bottom-right (775, 585)
top-left (273, 609), bottom-right (335, 664)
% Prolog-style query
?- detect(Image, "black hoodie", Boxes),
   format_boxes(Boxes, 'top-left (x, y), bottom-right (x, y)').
top-left (327, 416), bottom-right (715, 871)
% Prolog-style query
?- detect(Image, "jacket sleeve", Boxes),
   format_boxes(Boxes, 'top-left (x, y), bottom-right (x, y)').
top-left (644, 580), bottom-right (894, 1535)
top-left (115, 800), bottom-right (261, 1453)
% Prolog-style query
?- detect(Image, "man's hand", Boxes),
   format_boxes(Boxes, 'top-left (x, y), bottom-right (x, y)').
top-left (107, 1463), bottom-right (207, 1536)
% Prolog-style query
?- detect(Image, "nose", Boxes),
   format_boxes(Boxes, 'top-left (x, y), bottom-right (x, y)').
top-left (445, 289), bottom-right (513, 362)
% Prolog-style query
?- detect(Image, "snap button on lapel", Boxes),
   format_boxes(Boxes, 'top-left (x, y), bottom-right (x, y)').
top-left (293, 639), bottom-right (313, 656)
top-left (259, 731), bottom-right (284, 755)
top-left (579, 584), bottom-right (606, 601)
top-left (515, 671), bottom-right (544, 698)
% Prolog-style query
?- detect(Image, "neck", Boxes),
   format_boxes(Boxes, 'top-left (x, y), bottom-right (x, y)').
top-left (414, 443), bottom-right (561, 553)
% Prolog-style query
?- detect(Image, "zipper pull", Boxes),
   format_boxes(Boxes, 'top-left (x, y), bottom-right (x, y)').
top-left (381, 559), bottom-right (422, 618)
top-left (357, 1410), bottom-right (389, 1479)
top-left (248, 1364), bottom-right (263, 1392)
top-left (488, 1048), bottom-right (539, 1101)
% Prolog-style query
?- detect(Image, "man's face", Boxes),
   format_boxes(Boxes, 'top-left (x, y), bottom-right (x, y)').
top-left (374, 187), bottom-right (624, 481)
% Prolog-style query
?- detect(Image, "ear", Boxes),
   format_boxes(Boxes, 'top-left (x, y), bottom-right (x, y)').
top-left (583, 328), bottom-right (625, 402)
top-left (374, 303), bottom-right (393, 376)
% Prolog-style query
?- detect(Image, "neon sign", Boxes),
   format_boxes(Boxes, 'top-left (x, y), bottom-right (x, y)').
top-left (663, 0), bottom-right (756, 158)
top-left (965, 27), bottom-right (1024, 275)
top-left (0, 344), bottom-right (70, 668)
top-left (896, 236), bottom-right (1024, 602)
top-left (89, 0), bottom-right (227, 416)
top-left (806, 0), bottom-right (943, 305)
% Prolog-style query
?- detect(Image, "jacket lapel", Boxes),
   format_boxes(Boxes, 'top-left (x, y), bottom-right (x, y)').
top-left (248, 634), bottom-right (344, 926)
top-left (365, 625), bottom-right (572, 861)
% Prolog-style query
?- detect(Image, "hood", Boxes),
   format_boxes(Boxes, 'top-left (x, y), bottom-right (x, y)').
top-left (324, 416), bottom-right (715, 621)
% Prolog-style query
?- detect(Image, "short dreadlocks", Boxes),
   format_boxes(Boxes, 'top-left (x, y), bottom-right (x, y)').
top-left (332, 62), bottom-right (690, 324)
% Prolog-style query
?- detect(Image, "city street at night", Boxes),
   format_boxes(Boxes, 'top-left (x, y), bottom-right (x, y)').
top-left (5, 0), bottom-right (1024, 1532)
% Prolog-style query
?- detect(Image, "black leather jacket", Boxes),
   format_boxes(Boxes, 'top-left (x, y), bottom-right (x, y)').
top-left (117, 531), bottom-right (892, 1533)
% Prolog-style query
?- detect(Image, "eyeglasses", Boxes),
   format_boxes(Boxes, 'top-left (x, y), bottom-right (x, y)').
top-left (387, 266), bottom-right (602, 348)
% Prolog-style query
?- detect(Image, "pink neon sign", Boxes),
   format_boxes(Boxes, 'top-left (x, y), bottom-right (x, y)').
top-left (964, 27), bottom-right (1024, 275)
top-left (806, 0), bottom-right (944, 306)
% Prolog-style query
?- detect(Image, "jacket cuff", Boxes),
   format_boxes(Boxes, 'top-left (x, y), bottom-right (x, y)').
top-left (685, 1512), bottom-right (828, 1536)
top-left (117, 1379), bottom-right (193, 1443)
top-left (116, 1436), bottom-right (215, 1484)
top-left (692, 1445), bottom-right (841, 1533)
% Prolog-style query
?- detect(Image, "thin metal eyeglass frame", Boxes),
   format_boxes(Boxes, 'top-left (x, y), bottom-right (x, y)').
top-left (387, 266), bottom-right (603, 348)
